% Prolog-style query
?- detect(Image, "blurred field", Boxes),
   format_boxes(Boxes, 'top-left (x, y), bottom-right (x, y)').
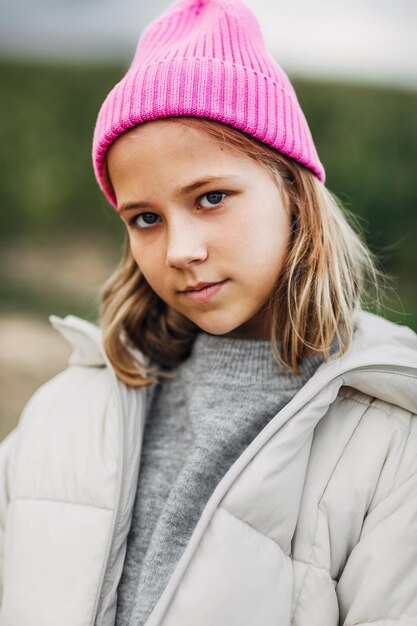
top-left (0, 59), bottom-right (416, 440)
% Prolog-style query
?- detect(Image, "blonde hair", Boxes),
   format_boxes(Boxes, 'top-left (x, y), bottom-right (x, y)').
top-left (100, 117), bottom-right (385, 386)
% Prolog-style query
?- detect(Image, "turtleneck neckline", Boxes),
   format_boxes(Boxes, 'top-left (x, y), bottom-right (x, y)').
top-left (178, 331), bottom-right (325, 388)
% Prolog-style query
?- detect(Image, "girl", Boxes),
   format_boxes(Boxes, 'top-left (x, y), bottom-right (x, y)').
top-left (1, 1), bottom-right (416, 625)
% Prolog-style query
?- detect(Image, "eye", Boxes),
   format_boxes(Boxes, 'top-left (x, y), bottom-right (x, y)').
top-left (132, 212), bottom-right (161, 229)
top-left (198, 191), bottom-right (226, 209)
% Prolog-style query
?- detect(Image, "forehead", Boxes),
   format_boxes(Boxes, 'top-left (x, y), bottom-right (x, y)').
top-left (105, 118), bottom-right (285, 211)
top-left (107, 119), bottom-right (258, 176)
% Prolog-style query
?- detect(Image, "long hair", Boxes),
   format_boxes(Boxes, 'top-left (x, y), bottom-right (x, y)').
top-left (100, 117), bottom-right (385, 386)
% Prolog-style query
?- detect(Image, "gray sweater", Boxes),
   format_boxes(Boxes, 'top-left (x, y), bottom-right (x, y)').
top-left (115, 332), bottom-right (325, 625)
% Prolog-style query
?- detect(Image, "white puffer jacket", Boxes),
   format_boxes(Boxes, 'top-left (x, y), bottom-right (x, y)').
top-left (0, 310), bottom-right (416, 626)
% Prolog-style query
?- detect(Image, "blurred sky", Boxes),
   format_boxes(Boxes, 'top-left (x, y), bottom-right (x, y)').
top-left (0, 0), bottom-right (416, 88)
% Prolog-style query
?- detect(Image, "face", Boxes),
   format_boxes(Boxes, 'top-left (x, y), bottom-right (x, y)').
top-left (106, 119), bottom-right (291, 340)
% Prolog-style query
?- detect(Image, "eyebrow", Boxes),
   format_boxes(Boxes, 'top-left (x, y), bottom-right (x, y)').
top-left (117, 175), bottom-right (238, 214)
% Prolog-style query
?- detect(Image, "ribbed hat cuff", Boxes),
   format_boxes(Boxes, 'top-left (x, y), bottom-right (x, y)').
top-left (93, 56), bottom-right (325, 207)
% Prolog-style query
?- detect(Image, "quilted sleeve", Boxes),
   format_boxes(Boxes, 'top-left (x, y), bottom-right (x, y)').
top-left (0, 428), bottom-right (18, 608)
top-left (336, 411), bottom-right (417, 626)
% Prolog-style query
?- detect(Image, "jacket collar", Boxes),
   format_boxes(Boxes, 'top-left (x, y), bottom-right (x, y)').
top-left (49, 314), bottom-right (106, 367)
top-left (50, 310), bottom-right (417, 414)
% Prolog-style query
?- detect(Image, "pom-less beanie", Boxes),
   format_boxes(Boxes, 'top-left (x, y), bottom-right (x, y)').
top-left (93, 0), bottom-right (325, 207)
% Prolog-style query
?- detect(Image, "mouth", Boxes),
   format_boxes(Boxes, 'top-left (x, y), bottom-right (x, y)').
top-left (179, 279), bottom-right (228, 302)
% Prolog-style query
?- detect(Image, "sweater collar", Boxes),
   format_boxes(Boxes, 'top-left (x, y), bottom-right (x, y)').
top-left (179, 331), bottom-right (325, 387)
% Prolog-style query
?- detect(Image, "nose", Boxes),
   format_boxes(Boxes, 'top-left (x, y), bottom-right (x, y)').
top-left (165, 220), bottom-right (208, 268)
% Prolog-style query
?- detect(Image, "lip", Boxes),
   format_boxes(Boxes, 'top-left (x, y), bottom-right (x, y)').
top-left (180, 280), bottom-right (228, 302)
top-left (182, 281), bottom-right (221, 292)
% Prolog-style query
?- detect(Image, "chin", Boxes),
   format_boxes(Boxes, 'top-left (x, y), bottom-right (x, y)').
top-left (191, 313), bottom-right (246, 337)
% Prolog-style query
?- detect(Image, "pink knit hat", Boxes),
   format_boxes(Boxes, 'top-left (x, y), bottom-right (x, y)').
top-left (93, 0), bottom-right (325, 207)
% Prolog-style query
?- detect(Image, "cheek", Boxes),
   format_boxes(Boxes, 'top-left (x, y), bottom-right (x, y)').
top-left (128, 236), bottom-right (162, 282)
top-left (264, 202), bottom-right (291, 256)
top-left (239, 208), bottom-right (290, 272)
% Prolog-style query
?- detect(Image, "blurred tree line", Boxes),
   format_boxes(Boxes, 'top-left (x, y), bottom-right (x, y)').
top-left (0, 59), bottom-right (416, 327)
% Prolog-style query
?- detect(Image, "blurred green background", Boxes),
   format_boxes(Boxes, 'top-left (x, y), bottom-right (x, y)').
top-left (0, 58), bottom-right (416, 438)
